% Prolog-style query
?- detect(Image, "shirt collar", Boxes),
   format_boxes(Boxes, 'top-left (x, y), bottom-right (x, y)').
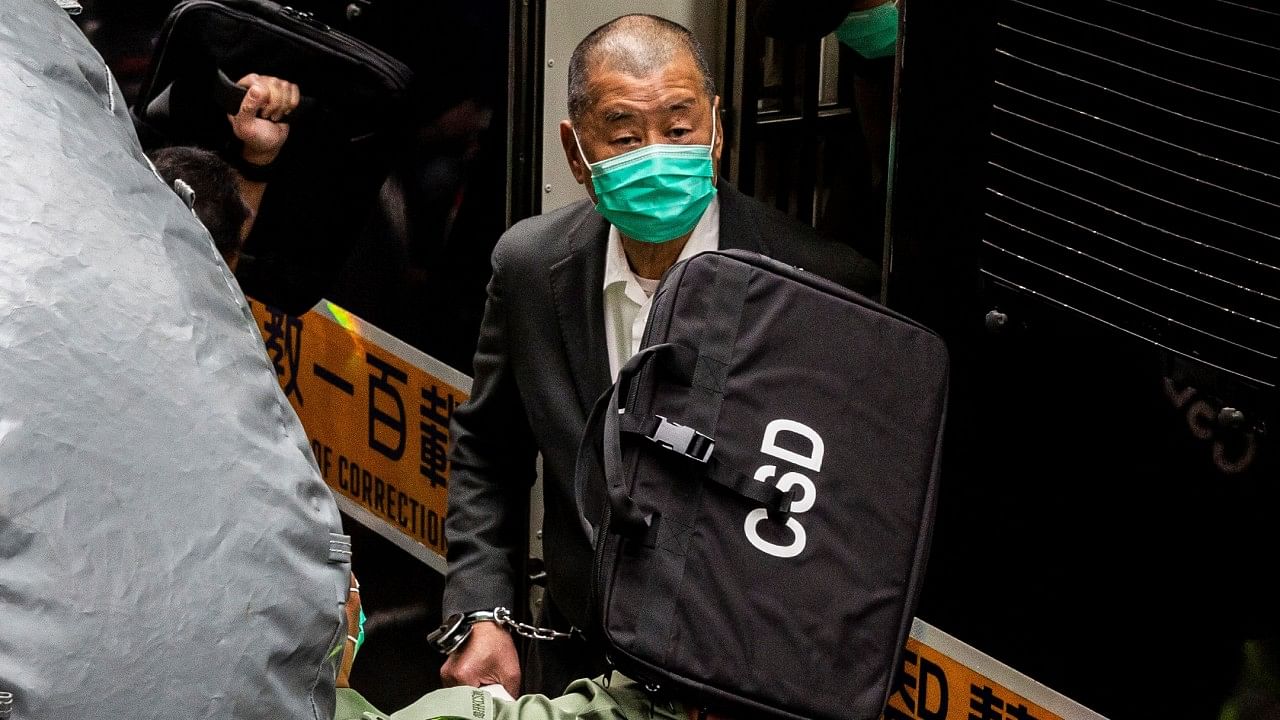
top-left (602, 195), bottom-right (721, 296)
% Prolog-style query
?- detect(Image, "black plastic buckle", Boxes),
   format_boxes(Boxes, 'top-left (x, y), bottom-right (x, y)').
top-left (648, 415), bottom-right (714, 463)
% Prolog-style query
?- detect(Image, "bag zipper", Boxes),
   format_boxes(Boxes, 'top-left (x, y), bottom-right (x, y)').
top-left (144, 0), bottom-right (410, 107)
top-left (722, 249), bottom-right (941, 336)
top-left (279, 5), bottom-right (328, 31)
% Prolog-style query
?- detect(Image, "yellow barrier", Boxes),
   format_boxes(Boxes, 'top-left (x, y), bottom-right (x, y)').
top-left (884, 619), bottom-right (1107, 720)
top-left (249, 297), bottom-right (471, 573)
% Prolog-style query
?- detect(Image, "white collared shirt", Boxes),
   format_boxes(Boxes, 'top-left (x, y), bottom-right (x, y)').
top-left (603, 196), bottom-right (721, 381)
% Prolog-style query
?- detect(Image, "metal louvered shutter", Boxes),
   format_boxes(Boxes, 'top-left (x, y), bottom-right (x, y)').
top-left (983, 0), bottom-right (1280, 391)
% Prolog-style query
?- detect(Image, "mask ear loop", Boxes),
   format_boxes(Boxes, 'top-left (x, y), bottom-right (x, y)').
top-left (707, 98), bottom-right (720, 186)
top-left (571, 125), bottom-right (594, 172)
top-left (709, 97), bottom-right (719, 151)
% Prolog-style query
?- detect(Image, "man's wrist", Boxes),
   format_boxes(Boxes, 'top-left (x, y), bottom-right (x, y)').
top-left (461, 608), bottom-right (501, 625)
top-left (428, 608), bottom-right (507, 654)
top-left (241, 146), bottom-right (280, 167)
top-left (232, 147), bottom-right (279, 183)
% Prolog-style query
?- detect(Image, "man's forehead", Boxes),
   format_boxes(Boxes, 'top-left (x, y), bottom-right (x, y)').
top-left (593, 91), bottom-right (701, 117)
top-left (583, 65), bottom-right (707, 118)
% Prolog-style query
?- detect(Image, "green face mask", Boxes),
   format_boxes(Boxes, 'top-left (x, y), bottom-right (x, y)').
top-left (573, 106), bottom-right (718, 244)
top-left (835, 1), bottom-right (899, 60)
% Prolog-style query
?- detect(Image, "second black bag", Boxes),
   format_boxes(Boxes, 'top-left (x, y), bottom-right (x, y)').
top-left (576, 249), bottom-right (950, 720)
top-left (134, 0), bottom-right (413, 151)
top-left (132, 0), bottom-right (416, 314)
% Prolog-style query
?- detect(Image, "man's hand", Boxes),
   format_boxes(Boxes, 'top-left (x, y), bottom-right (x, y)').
top-left (227, 73), bottom-right (300, 166)
top-left (439, 621), bottom-right (521, 698)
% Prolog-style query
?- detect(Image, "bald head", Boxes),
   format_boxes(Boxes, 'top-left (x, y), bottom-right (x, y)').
top-left (568, 14), bottom-right (716, 123)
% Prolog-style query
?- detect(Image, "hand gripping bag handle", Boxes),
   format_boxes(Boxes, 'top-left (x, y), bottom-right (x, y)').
top-left (213, 67), bottom-right (321, 123)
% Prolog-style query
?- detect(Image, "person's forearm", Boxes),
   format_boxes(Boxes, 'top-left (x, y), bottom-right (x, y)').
top-left (442, 256), bottom-right (539, 616)
top-left (234, 143), bottom-right (276, 241)
top-left (227, 74), bottom-right (296, 243)
top-left (236, 174), bottom-right (268, 241)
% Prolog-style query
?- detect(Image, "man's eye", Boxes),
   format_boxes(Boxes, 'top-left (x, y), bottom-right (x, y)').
top-left (669, 128), bottom-right (692, 139)
top-left (612, 137), bottom-right (640, 146)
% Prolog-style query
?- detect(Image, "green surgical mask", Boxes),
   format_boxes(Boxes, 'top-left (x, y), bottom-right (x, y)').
top-left (573, 106), bottom-right (718, 244)
top-left (835, 1), bottom-right (899, 60)
top-left (354, 606), bottom-right (366, 660)
top-left (329, 604), bottom-right (367, 666)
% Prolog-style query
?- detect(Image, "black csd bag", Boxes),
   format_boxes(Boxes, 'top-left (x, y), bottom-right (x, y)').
top-left (575, 249), bottom-right (950, 720)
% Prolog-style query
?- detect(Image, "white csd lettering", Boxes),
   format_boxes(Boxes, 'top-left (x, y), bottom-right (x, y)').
top-left (760, 419), bottom-right (824, 471)
top-left (744, 419), bottom-right (824, 558)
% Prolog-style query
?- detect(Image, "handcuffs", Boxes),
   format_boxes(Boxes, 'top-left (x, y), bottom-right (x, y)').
top-left (427, 606), bottom-right (580, 655)
top-left (427, 608), bottom-right (500, 655)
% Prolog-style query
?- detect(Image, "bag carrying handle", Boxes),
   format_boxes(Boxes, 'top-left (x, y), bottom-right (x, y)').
top-left (573, 343), bottom-right (793, 545)
top-left (138, 67), bottom-right (321, 138)
top-left (573, 375), bottom-right (611, 544)
top-left (573, 343), bottom-right (688, 543)
top-left (214, 68), bottom-right (320, 123)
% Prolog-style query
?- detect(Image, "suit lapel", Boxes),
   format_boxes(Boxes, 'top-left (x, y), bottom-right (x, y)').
top-left (715, 181), bottom-right (769, 254)
top-left (549, 206), bottom-right (613, 417)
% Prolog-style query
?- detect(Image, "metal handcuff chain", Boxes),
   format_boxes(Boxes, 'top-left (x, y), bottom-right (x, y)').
top-left (429, 606), bottom-right (582, 655)
top-left (492, 607), bottom-right (580, 642)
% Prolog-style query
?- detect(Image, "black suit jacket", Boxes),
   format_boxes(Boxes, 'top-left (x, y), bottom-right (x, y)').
top-left (443, 181), bottom-right (877, 629)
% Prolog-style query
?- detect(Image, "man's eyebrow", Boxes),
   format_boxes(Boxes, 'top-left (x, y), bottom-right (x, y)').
top-left (599, 98), bottom-right (697, 122)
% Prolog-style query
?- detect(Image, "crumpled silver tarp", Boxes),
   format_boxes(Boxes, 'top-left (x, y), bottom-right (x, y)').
top-left (0, 2), bottom-right (349, 718)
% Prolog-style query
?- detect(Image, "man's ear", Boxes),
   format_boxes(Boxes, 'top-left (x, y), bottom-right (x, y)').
top-left (560, 120), bottom-right (591, 186)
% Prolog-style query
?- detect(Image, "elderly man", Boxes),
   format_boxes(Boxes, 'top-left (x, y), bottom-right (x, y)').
top-left (440, 13), bottom-right (877, 698)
